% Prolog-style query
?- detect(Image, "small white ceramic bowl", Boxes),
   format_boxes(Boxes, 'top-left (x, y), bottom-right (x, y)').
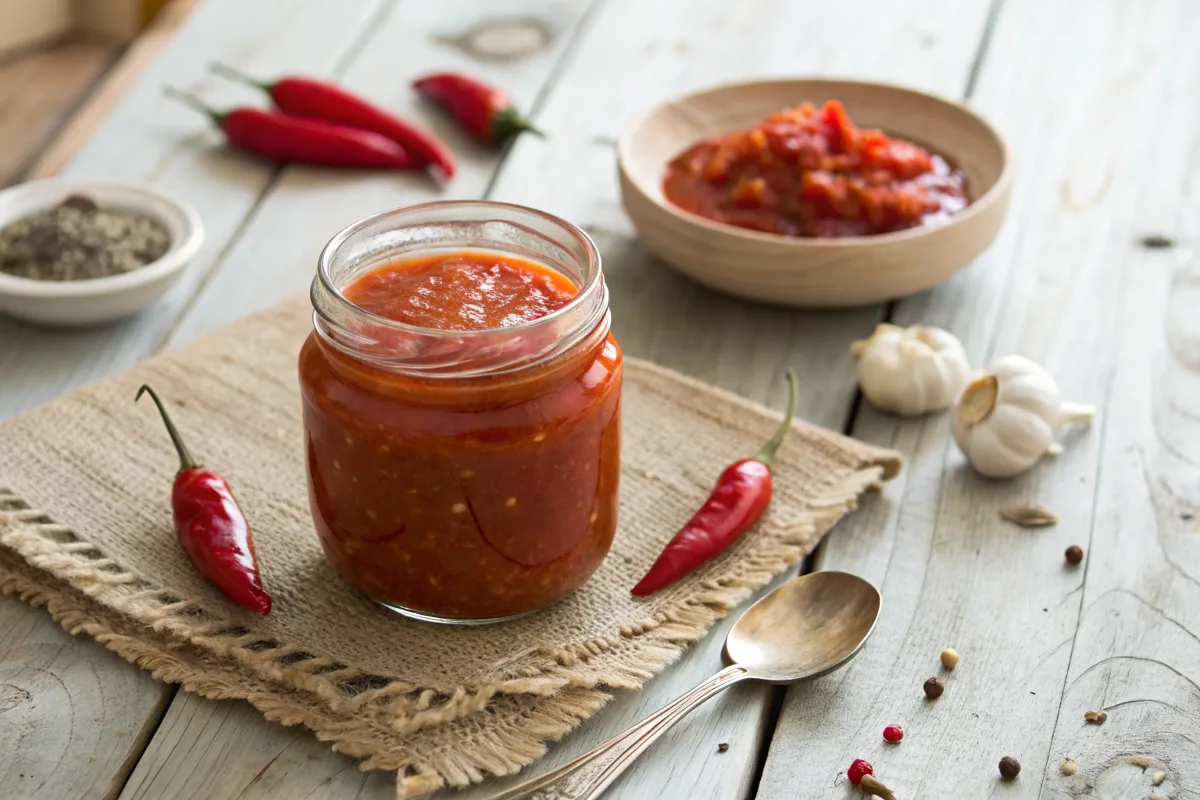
top-left (0, 179), bottom-right (204, 326)
top-left (618, 79), bottom-right (1011, 307)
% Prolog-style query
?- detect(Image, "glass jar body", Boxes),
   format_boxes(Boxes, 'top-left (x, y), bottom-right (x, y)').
top-left (299, 202), bottom-right (621, 623)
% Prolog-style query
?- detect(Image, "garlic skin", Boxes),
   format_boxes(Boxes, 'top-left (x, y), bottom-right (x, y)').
top-left (851, 323), bottom-right (972, 416)
top-left (952, 355), bottom-right (1095, 478)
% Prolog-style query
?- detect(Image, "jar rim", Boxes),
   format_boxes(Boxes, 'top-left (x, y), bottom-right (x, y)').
top-left (311, 200), bottom-right (608, 378)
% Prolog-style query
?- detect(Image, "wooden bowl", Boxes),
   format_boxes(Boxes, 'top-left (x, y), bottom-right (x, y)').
top-left (617, 79), bottom-right (1011, 307)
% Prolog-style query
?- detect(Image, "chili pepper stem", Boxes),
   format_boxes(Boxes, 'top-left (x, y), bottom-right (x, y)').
top-left (753, 369), bottom-right (798, 465)
top-left (492, 107), bottom-right (545, 142)
top-left (163, 86), bottom-right (226, 128)
top-left (136, 385), bottom-right (199, 472)
top-left (208, 61), bottom-right (272, 92)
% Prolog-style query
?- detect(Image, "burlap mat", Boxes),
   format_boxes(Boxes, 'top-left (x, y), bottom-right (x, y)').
top-left (0, 295), bottom-right (901, 798)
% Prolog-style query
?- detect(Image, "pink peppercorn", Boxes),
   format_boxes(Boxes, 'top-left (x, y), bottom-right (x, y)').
top-left (883, 724), bottom-right (904, 743)
top-left (847, 759), bottom-right (874, 785)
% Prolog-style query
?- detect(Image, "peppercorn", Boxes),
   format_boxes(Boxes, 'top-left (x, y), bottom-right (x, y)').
top-left (1065, 545), bottom-right (1084, 565)
top-left (717, 742), bottom-right (729, 753)
top-left (923, 676), bottom-right (945, 698)
top-left (999, 756), bottom-right (1021, 779)
top-left (940, 647), bottom-right (960, 670)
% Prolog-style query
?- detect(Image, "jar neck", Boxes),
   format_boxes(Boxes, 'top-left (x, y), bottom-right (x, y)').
top-left (311, 201), bottom-right (607, 380)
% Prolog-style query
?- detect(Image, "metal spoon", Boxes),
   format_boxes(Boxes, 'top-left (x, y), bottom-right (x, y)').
top-left (489, 570), bottom-right (881, 800)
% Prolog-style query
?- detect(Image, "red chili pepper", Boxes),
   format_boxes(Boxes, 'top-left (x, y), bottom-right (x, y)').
top-left (165, 88), bottom-right (420, 170)
top-left (631, 370), bottom-right (798, 596)
top-left (210, 63), bottom-right (456, 179)
top-left (412, 72), bottom-right (542, 146)
top-left (137, 385), bottom-right (272, 615)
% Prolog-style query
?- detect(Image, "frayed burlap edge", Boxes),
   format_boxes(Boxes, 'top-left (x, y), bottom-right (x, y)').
top-left (0, 440), bottom-right (895, 798)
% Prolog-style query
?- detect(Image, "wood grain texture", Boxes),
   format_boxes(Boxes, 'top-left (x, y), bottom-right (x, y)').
top-left (0, 0), bottom-right (393, 419)
top-left (165, 0), bottom-right (592, 345)
top-left (0, 596), bottom-right (170, 800)
top-left (439, 0), bottom-right (997, 797)
top-left (0, 2), bottom-right (395, 798)
top-left (119, 0), bottom-right (998, 797)
top-left (0, 36), bottom-right (122, 188)
top-left (25, 0), bottom-right (204, 183)
top-left (757, 0), bottom-right (1200, 797)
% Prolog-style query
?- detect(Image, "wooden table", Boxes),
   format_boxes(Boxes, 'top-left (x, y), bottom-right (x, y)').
top-left (2, 0), bottom-right (1198, 797)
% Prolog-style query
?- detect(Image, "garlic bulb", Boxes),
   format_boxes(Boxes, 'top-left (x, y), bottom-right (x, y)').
top-left (851, 323), bottom-right (972, 416)
top-left (952, 355), bottom-right (1095, 478)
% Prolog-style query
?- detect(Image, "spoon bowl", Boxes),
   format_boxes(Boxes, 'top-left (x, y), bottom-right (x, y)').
top-left (726, 570), bottom-right (881, 683)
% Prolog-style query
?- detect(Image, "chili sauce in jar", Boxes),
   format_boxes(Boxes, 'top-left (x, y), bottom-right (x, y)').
top-left (299, 201), bottom-right (621, 624)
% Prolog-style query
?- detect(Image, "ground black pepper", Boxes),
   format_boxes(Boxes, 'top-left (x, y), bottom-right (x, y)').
top-left (0, 195), bottom-right (170, 282)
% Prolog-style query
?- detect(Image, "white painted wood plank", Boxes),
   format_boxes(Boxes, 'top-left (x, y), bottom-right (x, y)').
top-left (122, 0), bottom-right (997, 797)
top-left (446, 0), bottom-right (995, 797)
top-left (166, 0), bottom-right (592, 345)
top-left (758, 0), bottom-right (1200, 797)
top-left (0, 594), bottom-right (169, 799)
top-left (0, 2), bottom-right (400, 798)
top-left (116, 2), bottom-right (601, 797)
top-left (0, 0), bottom-right (394, 419)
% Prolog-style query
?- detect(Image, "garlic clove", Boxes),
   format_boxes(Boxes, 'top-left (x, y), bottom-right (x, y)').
top-left (957, 375), bottom-right (998, 424)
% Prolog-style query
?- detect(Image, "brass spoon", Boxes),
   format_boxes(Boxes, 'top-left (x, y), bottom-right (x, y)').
top-left (489, 571), bottom-right (881, 800)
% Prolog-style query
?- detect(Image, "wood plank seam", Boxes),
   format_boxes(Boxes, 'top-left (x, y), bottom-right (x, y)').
top-left (753, 0), bottom-right (1013, 794)
top-left (148, 0), bottom-right (402, 353)
top-left (6, 39), bottom-right (126, 186)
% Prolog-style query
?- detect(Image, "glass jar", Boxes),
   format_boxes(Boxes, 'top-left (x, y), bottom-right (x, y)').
top-left (299, 201), bottom-right (622, 624)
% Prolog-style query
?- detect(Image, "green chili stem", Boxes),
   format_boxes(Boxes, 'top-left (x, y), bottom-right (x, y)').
top-left (163, 86), bottom-right (226, 128)
top-left (209, 62), bottom-right (271, 92)
top-left (136, 384), bottom-right (199, 472)
top-left (753, 369), bottom-right (799, 465)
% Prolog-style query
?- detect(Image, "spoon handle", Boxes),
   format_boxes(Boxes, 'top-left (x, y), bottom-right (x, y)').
top-left (576, 664), bottom-right (751, 800)
top-left (481, 668), bottom-right (734, 800)
top-left (483, 665), bottom-right (748, 800)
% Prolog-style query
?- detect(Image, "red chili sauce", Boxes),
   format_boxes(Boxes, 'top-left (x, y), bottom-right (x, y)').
top-left (662, 100), bottom-right (969, 238)
top-left (298, 251), bottom-right (622, 620)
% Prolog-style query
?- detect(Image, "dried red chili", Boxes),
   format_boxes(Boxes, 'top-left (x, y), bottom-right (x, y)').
top-left (137, 385), bottom-right (272, 615)
top-left (412, 72), bottom-right (542, 146)
top-left (209, 63), bottom-right (456, 178)
top-left (165, 88), bottom-right (420, 170)
top-left (631, 370), bottom-right (798, 596)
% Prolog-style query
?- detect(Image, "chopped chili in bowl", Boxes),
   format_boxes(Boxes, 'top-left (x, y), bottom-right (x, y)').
top-left (661, 100), bottom-right (968, 238)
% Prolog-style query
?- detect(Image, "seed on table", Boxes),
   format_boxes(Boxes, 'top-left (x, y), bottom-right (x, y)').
top-left (1084, 709), bottom-right (1108, 724)
top-left (882, 724), bottom-right (904, 743)
top-left (1140, 234), bottom-right (1175, 249)
top-left (1152, 770), bottom-right (1168, 785)
top-left (1000, 505), bottom-right (1057, 527)
top-left (1059, 758), bottom-right (1077, 776)
top-left (999, 756), bottom-right (1021, 779)
top-left (717, 742), bottom-right (729, 753)
top-left (940, 647), bottom-right (960, 669)
top-left (923, 676), bottom-right (945, 698)
top-left (1131, 755), bottom-right (1152, 768)
top-left (1065, 545), bottom-right (1084, 565)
